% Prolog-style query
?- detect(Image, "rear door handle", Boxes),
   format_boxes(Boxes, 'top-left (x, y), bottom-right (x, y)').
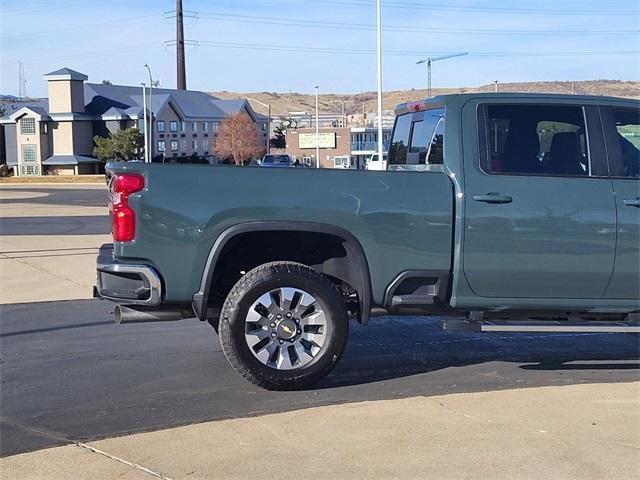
top-left (623, 198), bottom-right (640, 208)
top-left (472, 193), bottom-right (513, 204)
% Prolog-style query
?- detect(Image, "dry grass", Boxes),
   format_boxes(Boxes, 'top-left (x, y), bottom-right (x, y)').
top-left (212, 80), bottom-right (640, 117)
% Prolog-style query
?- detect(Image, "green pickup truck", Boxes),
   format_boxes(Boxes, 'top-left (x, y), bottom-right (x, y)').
top-left (96, 93), bottom-right (640, 390)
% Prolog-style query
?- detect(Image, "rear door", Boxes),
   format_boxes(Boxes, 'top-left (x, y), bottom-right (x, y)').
top-left (462, 100), bottom-right (616, 299)
top-left (600, 105), bottom-right (640, 300)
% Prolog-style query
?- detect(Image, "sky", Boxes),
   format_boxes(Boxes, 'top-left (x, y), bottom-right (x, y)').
top-left (0, 0), bottom-right (638, 97)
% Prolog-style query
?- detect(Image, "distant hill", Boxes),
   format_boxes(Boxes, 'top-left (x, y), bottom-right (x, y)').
top-left (212, 80), bottom-right (640, 117)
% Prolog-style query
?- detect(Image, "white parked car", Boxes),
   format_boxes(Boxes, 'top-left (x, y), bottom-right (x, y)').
top-left (365, 153), bottom-right (387, 171)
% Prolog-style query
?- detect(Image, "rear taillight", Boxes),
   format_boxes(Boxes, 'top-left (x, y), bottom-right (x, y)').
top-left (111, 174), bottom-right (144, 242)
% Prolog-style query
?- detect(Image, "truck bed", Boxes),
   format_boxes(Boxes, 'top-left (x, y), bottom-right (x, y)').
top-left (106, 162), bottom-right (455, 306)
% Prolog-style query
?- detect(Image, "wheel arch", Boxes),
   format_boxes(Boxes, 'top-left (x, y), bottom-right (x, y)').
top-left (192, 221), bottom-right (373, 324)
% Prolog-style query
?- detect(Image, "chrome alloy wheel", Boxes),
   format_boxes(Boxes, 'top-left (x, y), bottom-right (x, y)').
top-left (244, 287), bottom-right (329, 370)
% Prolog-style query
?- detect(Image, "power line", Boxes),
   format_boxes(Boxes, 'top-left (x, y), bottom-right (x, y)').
top-left (0, 0), bottom-right (87, 16)
top-left (0, 42), bottom-right (160, 68)
top-left (5, 37), bottom-right (636, 69)
top-left (194, 11), bottom-right (639, 36)
top-left (293, 0), bottom-right (639, 16)
top-left (193, 40), bottom-right (639, 57)
top-left (0, 14), bottom-right (158, 42)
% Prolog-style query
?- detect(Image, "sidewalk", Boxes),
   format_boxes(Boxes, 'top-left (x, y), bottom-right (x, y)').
top-left (2, 382), bottom-right (639, 480)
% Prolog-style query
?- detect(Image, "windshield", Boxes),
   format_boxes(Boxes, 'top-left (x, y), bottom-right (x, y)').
top-left (263, 155), bottom-right (291, 164)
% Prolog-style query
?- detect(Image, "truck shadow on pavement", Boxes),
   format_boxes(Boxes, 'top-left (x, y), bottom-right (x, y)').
top-left (314, 317), bottom-right (640, 389)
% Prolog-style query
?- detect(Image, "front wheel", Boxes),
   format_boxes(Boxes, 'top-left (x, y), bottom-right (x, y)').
top-left (218, 261), bottom-right (349, 390)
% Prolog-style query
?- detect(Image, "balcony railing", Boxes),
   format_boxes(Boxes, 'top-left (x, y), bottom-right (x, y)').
top-left (351, 141), bottom-right (389, 151)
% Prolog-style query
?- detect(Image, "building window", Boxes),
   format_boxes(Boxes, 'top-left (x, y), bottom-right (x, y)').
top-left (20, 164), bottom-right (41, 176)
top-left (170, 121), bottom-right (178, 132)
top-left (158, 140), bottom-right (166, 152)
top-left (202, 122), bottom-right (208, 132)
top-left (170, 140), bottom-right (179, 151)
top-left (157, 121), bottom-right (165, 133)
top-left (334, 155), bottom-right (349, 168)
top-left (20, 118), bottom-right (36, 135)
top-left (21, 144), bottom-right (37, 163)
top-left (212, 122), bottom-right (219, 132)
top-left (180, 121), bottom-right (186, 132)
top-left (192, 140), bottom-right (197, 149)
top-left (192, 122), bottom-right (197, 131)
top-left (180, 140), bottom-right (187, 150)
top-left (202, 139), bottom-right (208, 149)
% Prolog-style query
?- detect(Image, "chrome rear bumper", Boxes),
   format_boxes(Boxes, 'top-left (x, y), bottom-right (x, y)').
top-left (95, 244), bottom-right (162, 305)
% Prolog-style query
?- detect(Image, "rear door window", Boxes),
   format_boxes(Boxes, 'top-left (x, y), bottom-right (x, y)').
top-left (601, 107), bottom-right (640, 178)
top-left (481, 104), bottom-right (590, 176)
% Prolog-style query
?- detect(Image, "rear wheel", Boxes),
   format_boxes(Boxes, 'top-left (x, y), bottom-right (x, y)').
top-left (218, 261), bottom-right (348, 390)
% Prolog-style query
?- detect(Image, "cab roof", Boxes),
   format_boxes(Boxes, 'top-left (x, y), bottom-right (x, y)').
top-left (394, 92), bottom-right (639, 116)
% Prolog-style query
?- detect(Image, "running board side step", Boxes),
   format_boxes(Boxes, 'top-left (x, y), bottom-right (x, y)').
top-left (391, 295), bottom-right (435, 308)
top-left (440, 319), bottom-right (640, 334)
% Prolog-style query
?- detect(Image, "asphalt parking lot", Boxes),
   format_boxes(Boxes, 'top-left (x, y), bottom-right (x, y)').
top-left (2, 298), bottom-right (639, 457)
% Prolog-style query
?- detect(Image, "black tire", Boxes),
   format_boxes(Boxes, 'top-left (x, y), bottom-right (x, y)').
top-left (218, 261), bottom-right (349, 390)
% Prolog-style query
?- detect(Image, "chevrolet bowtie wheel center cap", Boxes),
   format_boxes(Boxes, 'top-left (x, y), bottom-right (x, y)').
top-left (276, 319), bottom-right (298, 340)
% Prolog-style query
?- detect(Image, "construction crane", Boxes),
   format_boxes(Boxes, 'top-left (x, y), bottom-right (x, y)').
top-left (417, 52), bottom-right (468, 98)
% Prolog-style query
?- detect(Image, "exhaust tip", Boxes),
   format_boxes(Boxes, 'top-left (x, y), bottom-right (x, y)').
top-left (114, 305), bottom-right (124, 325)
top-left (113, 304), bottom-right (190, 324)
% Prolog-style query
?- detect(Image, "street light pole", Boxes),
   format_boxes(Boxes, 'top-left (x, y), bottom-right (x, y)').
top-left (247, 98), bottom-right (271, 154)
top-left (314, 85), bottom-right (320, 168)
top-left (375, 0), bottom-right (384, 169)
top-left (140, 83), bottom-right (149, 163)
top-left (144, 64), bottom-right (154, 161)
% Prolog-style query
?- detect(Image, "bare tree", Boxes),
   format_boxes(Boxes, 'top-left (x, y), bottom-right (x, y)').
top-left (214, 113), bottom-right (265, 165)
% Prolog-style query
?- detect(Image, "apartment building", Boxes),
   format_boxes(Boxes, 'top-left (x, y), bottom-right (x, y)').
top-left (0, 68), bottom-right (265, 175)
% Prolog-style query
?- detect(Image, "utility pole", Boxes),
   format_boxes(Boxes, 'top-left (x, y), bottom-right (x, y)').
top-left (375, 0), bottom-right (384, 169)
top-left (314, 85), bottom-right (320, 168)
top-left (144, 64), bottom-right (154, 160)
top-left (176, 0), bottom-right (187, 90)
top-left (18, 61), bottom-right (27, 100)
top-left (141, 83), bottom-right (149, 163)
top-left (494, 80), bottom-right (499, 93)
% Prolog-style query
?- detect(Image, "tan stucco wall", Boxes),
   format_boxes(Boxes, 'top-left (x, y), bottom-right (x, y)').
top-left (47, 80), bottom-right (85, 113)
top-left (51, 121), bottom-right (74, 155)
top-left (47, 165), bottom-right (76, 176)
